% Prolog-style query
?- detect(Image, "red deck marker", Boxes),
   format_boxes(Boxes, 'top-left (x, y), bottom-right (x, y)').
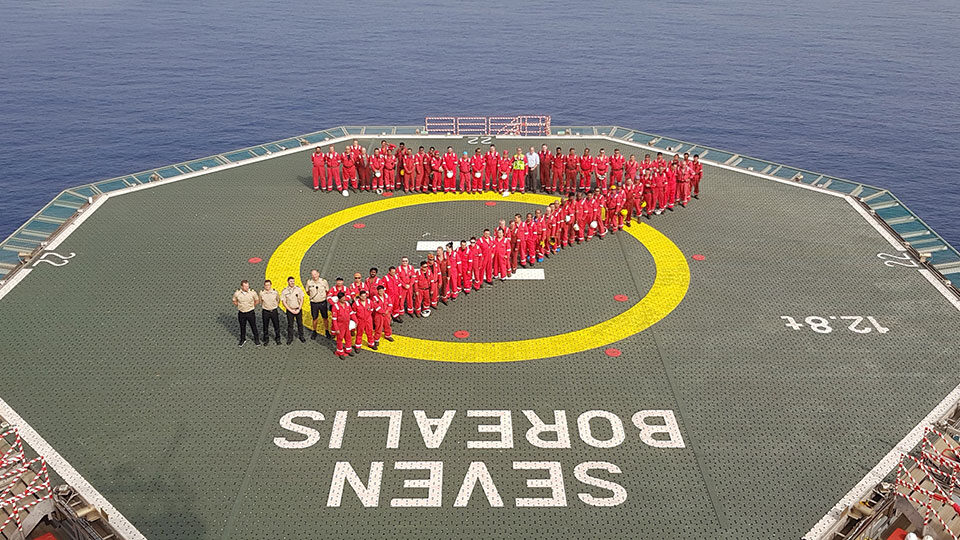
top-left (383, 191), bottom-right (393, 197)
top-left (454, 330), bottom-right (470, 339)
top-left (613, 294), bottom-right (628, 302)
top-left (484, 201), bottom-right (497, 206)
top-left (248, 257), bottom-right (262, 264)
top-left (692, 254), bottom-right (705, 261)
top-left (353, 223), bottom-right (365, 229)
top-left (604, 348), bottom-right (621, 357)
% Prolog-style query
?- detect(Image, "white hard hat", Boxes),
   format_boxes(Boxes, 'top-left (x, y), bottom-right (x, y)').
top-left (590, 220), bottom-right (598, 229)
top-left (349, 320), bottom-right (357, 330)
top-left (342, 189), bottom-right (349, 197)
top-left (446, 171), bottom-right (454, 178)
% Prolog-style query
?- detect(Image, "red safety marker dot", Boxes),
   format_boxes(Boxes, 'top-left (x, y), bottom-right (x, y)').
top-left (613, 294), bottom-right (629, 302)
top-left (484, 201), bottom-right (497, 206)
top-left (605, 348), bottom-right (621, 357)
top-left (383, 191), bottom-right (393, 197)
top-left (692, 254), bottom-right (705, 261)
top-left (248, 257), bottom-right (262, 264)
top-left (454, 330), bottom-right (470, 339)
top-left (353, 223), bottom-right (365, 229)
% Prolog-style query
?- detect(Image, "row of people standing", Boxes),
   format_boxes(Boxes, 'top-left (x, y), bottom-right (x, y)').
top-left (233, 171), bottom-right (704, 351)
top-left (310, 141), bottom-right (704, 197)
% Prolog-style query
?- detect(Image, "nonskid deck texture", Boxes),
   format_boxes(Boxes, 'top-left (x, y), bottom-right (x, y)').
top-left (0, 133), bottom-right (958, 538)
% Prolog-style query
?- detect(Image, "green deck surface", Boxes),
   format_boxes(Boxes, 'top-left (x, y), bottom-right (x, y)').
top-left (1, 136), bottom-right (959, 538)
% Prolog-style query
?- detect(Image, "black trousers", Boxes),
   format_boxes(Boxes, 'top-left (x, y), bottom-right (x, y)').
top-left (286, 310), bottom-right (304, 340)
top-left (262, 308), bottom-right (280, 341)
top-left (238, 311), bottom-right (259, 342)
top-left (526, 168), bottom-right (538, 192)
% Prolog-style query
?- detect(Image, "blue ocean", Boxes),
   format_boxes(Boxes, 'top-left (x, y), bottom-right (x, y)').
top-left (2, 0), bottom-right (958, 247)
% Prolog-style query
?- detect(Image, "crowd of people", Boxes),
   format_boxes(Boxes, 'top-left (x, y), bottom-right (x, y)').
top-left (311, 140), bottom-right (704, 209)
top-left (232, 142), bottom-right (706, 353)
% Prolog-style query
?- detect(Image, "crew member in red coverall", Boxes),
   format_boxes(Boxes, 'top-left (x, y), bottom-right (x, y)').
top-left (442, 147), bottom-right (458, 192)
top-left (484, 145), bottom-right (499, 190)
top-left (470, 149), bottom-right (485, 192)
top-left (516, 215), bottom-right (531, 267)
top-left (364, 268), bottom-right (384, 299)
top-left (478, 229), bottom-right (495, 285)
top-left (344, 273), bottom-right (364, 303)
top-left (444, 242), bottom-right (460, 300)
top-left (692, 154), bottom-right (703, 198)
top-left (656, 167), bottom-right (670, 214)
top-left (626, 154), bottom-right (639, 182)
top-left (394, 142), bottom-right (407, 184)
top-left (311, 147), bottom-right (325, 191)
top-left (330, 292), bottom-right (353, 357)
top-left (493, 228), bottom-right (511, 280)
top-left (456, 240), bottom-right (472, 294)
top-left (372, 285), bottom-right (394, 345)
top-left (550, 147), bottom-right (564, 193)
top-left (665, 162), bottom-right (678, 210)
top-left (642, 170), bottom-right (656, 217)
top-left (468, 237), bottom-right (483, 290)
top-left (341, 150), bottom-right (358, 190)
top-left (402, 150), bottom-right (415, 193)
top-left (352, 291), bottom-right (375, 351)
top-left (383, 266), bottom-right (403, 320)
top-left (326, 146), bottom-right (342, 192)
top-left (538, 144), bottom-right (552, 191)
top-left (587, 191), bottom-right (604, 239)
top-left (678, 157), bottom-right (692, 206)
top-left (655, 153), bottom-right (668, 177)
top-left (413, 147), bottom-right (427, 192)
top-left (594, 149), bottom-right (610, 193)
top-left (573, 192), bottom-right (588, 242)
top-left (383, 151), bottom-right (397, 190)
top-left (414, 261), bottom-right (432, 316)
top-left (641, 154), bottom-right (654, 174)
top-left (610, 149), bottom-right (625, 187)
top-left (396, 257), bottom-right (416, 316)
top-left (558, 196), bottom-right (573, 247)
top-left (430, 151), bottom-right (443, 192)
top-left (623, 179), bottom-right (638, 226)
top-left (564, 148), bottom-right (579, 192)
top-left (427, 253), bottom-right (441, 308)
top-left (458, 152), bottom-right (472, 192)
top-left (607, 187), bottom-right (625, 232)
top-left (579, 148), bottom-right (594, 191)
top-left (370, 152), bottom-right (384, 190)
top-left (496, 151), bottom-right (511, 192)
top-left (529, 211), bottom-right (544, 261)
top-left (508, 216), bottom-right (522, 271)
top-left (357, 147), bottom-right (371, 191)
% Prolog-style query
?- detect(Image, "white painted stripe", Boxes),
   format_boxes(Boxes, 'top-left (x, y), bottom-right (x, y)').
top-left (45, 195), bottom-right (109, 251)
top-left (416, 241), bottom-right (452, 252)
top-left (505, 268), bottom-right (544, 280)
top-left (0, 268), bottom-right (32, 302)
top-left (803, 377), bottom-right (960, 539)
top-left (0, 396), bottom-right (147, 540)
top-left (844, 195), bottom-right (905, 252)
top-left (919, 268), bottom-right (960, 312)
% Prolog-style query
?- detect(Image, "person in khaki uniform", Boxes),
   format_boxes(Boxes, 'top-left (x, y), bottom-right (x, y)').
top-left (305, 269), bottom-right (331, 339)
top-left (281, 276), bottom-right (306, 344)
top-left (259, 279), bottom-right (281, 346)
top-left (232, 279), bottom-right (260, 347)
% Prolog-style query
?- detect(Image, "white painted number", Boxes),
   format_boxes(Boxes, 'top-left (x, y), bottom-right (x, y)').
top-left (867, 316), bottom-right (890, 334)
top-left (782, 316), bottom-right (890, 334)
top-left (877, 252), bottom-right (918, 268)
top-left (780, 316), bottom-right (803, 330)
top-left (805, 316), bottom-right (833, 334)
top-left (466, 136), bottom-right (493, 145)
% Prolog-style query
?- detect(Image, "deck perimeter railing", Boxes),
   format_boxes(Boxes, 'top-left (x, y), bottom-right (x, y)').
top-left (1, 124), bottom-right (958, 286)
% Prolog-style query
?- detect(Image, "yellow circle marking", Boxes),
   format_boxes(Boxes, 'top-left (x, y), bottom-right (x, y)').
top-left (267, 192), bottom-right (689, 363)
